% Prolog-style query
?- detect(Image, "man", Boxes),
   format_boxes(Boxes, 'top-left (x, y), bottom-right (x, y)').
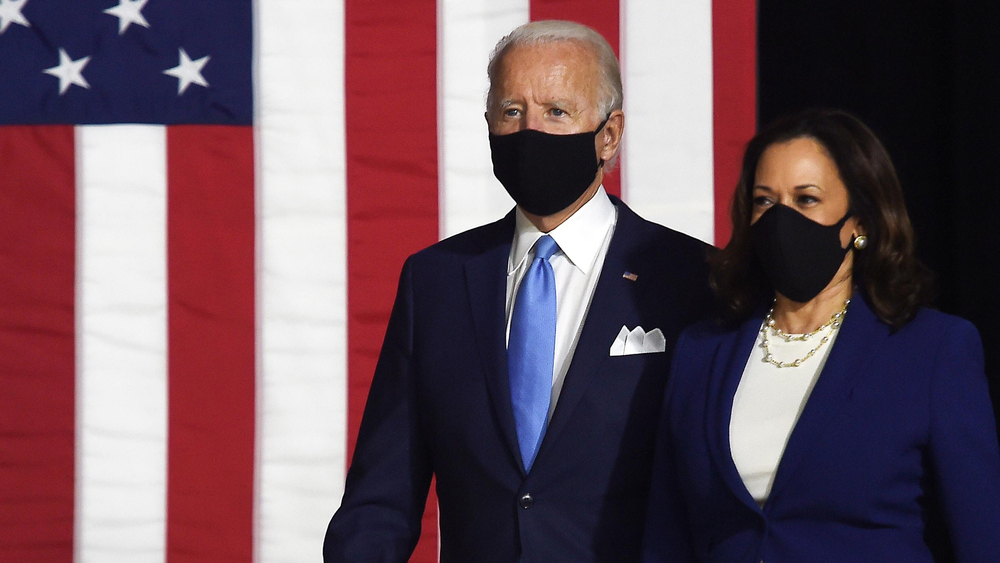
top-left (324, 20), bottom-right (713, 563)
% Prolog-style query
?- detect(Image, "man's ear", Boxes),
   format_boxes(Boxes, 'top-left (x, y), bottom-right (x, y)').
top-left (598, 110), bottom-right (625, 162)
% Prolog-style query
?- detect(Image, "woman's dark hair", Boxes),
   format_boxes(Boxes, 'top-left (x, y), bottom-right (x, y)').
top-left (710, 108), bottom-right (933, 328)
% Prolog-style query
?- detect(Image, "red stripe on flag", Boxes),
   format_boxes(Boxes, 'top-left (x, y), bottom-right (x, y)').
top-left (712, 0), bottom-right (757, 246)
top-left (0, 126), bottom-right (76, 563)
top-left (166, 126), bottom-right (256, 563)
top-left (345, 2), bottom-right (440, 562)
top-left (531, 0), bottom-right (622, 198)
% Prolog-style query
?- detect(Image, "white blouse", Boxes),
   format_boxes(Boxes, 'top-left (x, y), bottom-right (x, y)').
top-left (729, 321), bottom-right (840, 506)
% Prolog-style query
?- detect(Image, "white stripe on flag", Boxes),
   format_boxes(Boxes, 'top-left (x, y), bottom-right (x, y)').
top-left (75, 125), bottom-right (168, 563)
top-left (620, 0), bottom-right (715, 243)
top-left (256, 0), bottom-right (348, 560)
top-left (438, 0), bottom-right (529, 239)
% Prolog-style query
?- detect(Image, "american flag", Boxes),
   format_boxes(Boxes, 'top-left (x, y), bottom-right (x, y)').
top-left (0, 0), bottom-right (754, 561)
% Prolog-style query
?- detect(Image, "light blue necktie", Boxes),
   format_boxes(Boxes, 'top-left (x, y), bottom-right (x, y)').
top-left (508, 235), bottom-right (558, 472)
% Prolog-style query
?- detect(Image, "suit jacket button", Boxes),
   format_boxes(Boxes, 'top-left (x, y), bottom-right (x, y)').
top-left (518, 494), bottom-right (534, 509)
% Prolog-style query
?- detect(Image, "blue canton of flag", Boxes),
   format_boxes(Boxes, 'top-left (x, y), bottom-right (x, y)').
top-left (0, 0), bottom-right (252, 125)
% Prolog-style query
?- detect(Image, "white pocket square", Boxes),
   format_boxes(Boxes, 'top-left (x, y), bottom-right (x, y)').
top-left (609, 325), bottom-right (666, 356)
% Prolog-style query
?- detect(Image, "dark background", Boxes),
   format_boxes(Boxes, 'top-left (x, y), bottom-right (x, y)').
top-left (758, 1), bottom-right (1000, 441)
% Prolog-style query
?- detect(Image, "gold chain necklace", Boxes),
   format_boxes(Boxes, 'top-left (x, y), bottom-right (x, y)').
top-left (761, 299), bottom-right (850, 368)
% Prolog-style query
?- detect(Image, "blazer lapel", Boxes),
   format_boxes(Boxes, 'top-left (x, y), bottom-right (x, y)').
top-left (534, 203), bottom-right (644, 461)
top-left (707, 314), bottom-right (765, 513)
top-left (463, 214), bottom-right (525, 473)
top-left (765, 295), bottom-right (889, 506)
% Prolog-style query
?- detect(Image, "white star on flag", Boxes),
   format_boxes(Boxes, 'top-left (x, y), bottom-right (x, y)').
top-left (43, 48), bottom-right (91, 95)
top-left (0, 0), bottom-right (30, 34)
top-left (163, 48), bottom-right (210, 95)
top-left (103, 0), bottom-right (150, 35)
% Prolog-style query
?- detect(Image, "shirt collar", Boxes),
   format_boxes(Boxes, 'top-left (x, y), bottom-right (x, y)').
top-left (508, 186), bottom-right (616, 275)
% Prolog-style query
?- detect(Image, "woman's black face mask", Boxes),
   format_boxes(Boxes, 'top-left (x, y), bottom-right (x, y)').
top-left (489, 117), bottom-right (608, 217)
top-left (750, 203), bottom-right (852, 303)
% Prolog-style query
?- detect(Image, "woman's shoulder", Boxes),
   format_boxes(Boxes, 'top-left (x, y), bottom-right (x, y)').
top-left (881, 306), bottom-right (985, 373)
top-left (894, 306), bottom-right (981, 343)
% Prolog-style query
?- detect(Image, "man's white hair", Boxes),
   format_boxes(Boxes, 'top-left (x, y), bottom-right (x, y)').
top-left (486, 20), bottom-right (623, 119)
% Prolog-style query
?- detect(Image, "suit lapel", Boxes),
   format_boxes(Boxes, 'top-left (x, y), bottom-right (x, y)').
top-left (535, 202), bottom-right (644, 462)
top-left (765, 295), bottom-right (888, 505)
top-left (463, 214), bottom-right (525, 473)
top-left (707, 314), bottom-right (765, 513)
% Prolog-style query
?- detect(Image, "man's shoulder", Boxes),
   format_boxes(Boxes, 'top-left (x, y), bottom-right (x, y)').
top-left (612, 197), bottom-right (714, 266)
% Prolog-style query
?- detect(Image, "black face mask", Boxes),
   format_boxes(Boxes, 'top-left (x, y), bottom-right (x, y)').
top-left (750, 204), bottom-right (852, 303)
top-left (489, 118), bottom-right (607, 216)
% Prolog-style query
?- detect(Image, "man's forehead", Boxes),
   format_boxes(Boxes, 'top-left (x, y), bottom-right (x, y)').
top-left (497, 41), bottom-right (597, 74)
top-left (494, 43), bottom-right (599, 92)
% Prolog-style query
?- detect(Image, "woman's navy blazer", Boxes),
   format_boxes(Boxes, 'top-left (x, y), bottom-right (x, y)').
top-left (644, 294), bottom-right (1000, 563)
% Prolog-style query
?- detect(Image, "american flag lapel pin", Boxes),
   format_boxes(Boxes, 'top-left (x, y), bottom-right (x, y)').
top-left (622, 271), bottom-right (638, 281)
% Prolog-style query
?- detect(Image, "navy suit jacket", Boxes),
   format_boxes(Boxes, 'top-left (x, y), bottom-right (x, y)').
top-left (644, 294), bottom-right (1000, 563)
top-left (324, 197), bottom-right (713, 563)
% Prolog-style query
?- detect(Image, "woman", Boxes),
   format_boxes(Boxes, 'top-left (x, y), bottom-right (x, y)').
top-left (643, 109), bottom-right (1000, 562)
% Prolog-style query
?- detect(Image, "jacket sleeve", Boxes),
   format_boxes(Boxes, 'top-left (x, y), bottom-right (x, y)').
top-left (927, 319), bottom-right (1000, 562)
top-left (642, 331), bottom-right (698, 563)
top-left (323, 258), bottom-right (433, 563)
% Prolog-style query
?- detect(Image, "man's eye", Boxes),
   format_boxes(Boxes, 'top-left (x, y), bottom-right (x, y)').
top-left (503, 108), bottom-right (520, 118)
top-left (550, 108), bottom-right (566, 117)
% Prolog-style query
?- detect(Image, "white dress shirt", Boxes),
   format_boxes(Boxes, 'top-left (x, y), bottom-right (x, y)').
top-left (730, 321), bottom-right (840, 505)
top-left (505, 187), bottom-right (617, 420)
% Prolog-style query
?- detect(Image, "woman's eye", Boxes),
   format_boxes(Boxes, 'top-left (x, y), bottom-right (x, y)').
top-left (797, 195), bottom-right (819, 205)
top-left (752, 196), bottom-right (773, 207)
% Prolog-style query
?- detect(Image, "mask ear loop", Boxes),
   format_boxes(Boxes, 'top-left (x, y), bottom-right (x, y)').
top-left (834, 200), bottom-right (857, 227)
top-left (833, 209), bottom-right (854, 251)
top-left (846, 209), bottom-right (868, 250)
top-left (593, 115), bottom-right (611, 134)
top-left (594, 114), bottom-right (612, 168)
top-left (840, 203), bottom-right (870, 250)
